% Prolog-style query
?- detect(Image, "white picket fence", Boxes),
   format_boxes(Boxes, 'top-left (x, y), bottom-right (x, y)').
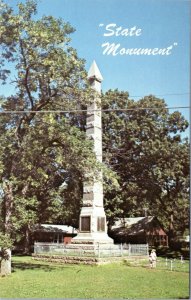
top-left (34, 242), bottom-right (149, 258)
top-left (153, 257), bottom-right (189, 272)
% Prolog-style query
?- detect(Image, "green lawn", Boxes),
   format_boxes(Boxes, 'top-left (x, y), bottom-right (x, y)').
top-left (0, 256), bottom-right (189, 299)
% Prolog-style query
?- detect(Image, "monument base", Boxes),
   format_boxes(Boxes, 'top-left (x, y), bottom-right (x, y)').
top-left (73, 206), bottom-right (114, 246)
top-left (71, 232), bottom-right (114, 245)
top-left (61, 209), bottom-right (115, 255)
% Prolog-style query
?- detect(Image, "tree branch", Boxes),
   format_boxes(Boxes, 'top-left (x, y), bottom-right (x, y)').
top-left (19, 39), bottom-right (34, 109)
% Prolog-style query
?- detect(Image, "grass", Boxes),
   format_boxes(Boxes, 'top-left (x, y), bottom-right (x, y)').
top-left (0, 256), bottom-right (189, 299)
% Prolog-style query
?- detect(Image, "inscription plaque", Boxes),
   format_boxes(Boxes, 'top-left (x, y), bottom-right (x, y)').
top-left (97, 217), bottom-right (105, 232)
top-left (81, 216), bottom-right (91, 232)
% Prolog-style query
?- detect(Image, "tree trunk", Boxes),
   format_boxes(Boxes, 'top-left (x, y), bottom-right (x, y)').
top-left (168, 212), bottom-right (175, 244)
top-left (0, 249), bottom-right (11, 276)
top-left (24, 226), bottom-right (31, 254)
top-left (4, 182), bottom-right (14, 234)
top-left (170, 213), bottom-right (174, 232)
top-left (1, 182), bottom-right (13, 276)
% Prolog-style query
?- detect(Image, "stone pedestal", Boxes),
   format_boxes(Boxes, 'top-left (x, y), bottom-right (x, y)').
top-left (72, 206), bottom-right (113, 245)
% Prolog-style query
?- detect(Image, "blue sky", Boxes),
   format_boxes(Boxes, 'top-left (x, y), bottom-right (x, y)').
top-left (2, 0), bottom-right (190, 128)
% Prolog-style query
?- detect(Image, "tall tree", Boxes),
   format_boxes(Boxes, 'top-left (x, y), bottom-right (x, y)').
top-left (102, 90), bottom-right (189, 239)
top-left (0, 0), bottom-right (113, 256)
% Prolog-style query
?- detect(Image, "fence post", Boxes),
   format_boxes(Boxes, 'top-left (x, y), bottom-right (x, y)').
top-left (146, 243), bottom-right (149, 256)
top-left (98, 243), bottom-right (100, 258)
top-left (128, 243), bottom-right (131, 256)
top-left (170, 259), bottom-right (173, 271)
top-left (120, 243), bottom-right (123, 257)
top-left (165, 257), bottom-right (168, 266)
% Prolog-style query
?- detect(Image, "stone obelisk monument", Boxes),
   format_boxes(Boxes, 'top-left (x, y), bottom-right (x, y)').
top-left (72, 61), bottom-right (113, 245)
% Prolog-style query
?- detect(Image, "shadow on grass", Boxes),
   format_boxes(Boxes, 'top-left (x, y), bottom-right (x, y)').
top-left (12, 261), bottom-right (57, 272)
top-left (12, 259), bottom-right (74, 272)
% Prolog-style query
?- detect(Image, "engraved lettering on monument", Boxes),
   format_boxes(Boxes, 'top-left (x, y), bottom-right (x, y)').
top-left (80, 216), bottom-right (91, 232)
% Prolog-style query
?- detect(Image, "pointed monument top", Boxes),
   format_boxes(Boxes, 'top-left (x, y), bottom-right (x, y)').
top-left (88, 60), bottom-right (103, 82)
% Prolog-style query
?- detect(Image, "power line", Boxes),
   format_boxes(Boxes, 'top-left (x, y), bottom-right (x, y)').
top-left (129, 93), bottom-right (189, 98)
top-left (0, 106), bottom-right (189, 114)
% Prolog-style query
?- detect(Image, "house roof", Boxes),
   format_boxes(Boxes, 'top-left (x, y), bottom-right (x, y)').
top-left (111, 216), bottom-right (166, 236)
top-left (34, 224), bottom-right (78, 234)
top-left (112, 216), bottom-right (154, 229)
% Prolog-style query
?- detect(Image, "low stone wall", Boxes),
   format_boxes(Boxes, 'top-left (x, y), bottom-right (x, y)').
top-left (32, 254), bottom-right (125, 265)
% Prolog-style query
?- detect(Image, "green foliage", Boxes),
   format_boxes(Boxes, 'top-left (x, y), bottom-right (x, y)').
top-left (0, 232), bottom-right (13, 249)
top-left (102, 90), bottom-right (189, 236)
top-left (0, 0), bottom-right (110, 248)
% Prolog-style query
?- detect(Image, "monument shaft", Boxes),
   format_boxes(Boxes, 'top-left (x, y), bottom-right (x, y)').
top-left (72, 61), bottom-right (113, 244)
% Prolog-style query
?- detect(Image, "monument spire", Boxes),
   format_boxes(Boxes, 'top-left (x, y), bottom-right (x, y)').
top-left (87, 60), bottom-right (103, 94)
top-left (88, 60), bottom-right (103, 82)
